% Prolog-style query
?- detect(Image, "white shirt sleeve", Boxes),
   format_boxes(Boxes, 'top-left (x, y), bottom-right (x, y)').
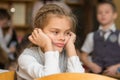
top-left (67, 56), bottom-right (85, 73)
top-left (81, 32), bottom-right (94, 54)
top-left (118, 33), bottom-right (120, 46)
top-left (0, 28), bottom-right (10, 53)
top-left (18, 51), bottom-right (60, 79)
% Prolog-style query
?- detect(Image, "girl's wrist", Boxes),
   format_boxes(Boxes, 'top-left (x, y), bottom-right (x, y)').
top-left (66, 43), bottom-right (77, 57)
top-left (66, 42), bottom-right (74, 49)
top-left (44, 43), bottom-right (53, 52)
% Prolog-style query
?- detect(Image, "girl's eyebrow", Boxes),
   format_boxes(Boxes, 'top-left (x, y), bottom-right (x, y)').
top-left (50, 28), bottom-right (71, 31)
top-left (49, 28), bottom-right (60, 30)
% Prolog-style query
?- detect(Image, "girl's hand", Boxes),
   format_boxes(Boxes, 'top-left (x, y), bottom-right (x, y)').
top-left (65, 32), bottom-right (77, 57)
top-left (28, 28), bottom-right (53, 52)
top-left (65, 32), bottom-right (76, 48)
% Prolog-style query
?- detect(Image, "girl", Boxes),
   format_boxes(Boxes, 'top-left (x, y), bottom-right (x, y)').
top-left (17, 4), bottom-right (84, 80)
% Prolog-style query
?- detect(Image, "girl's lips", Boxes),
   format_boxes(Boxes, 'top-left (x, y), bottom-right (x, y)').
top-left (54, 43), bottom-right (65, 48)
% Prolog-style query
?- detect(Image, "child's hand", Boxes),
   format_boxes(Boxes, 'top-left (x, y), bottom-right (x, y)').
top-left (89, 62), bottom-right (102, 73)
top-left (65, 32), bottom-right (77, 57)
top-left (103, 65), bottom-right (119, 77)
top-left (28, 28), bottom-right (53, 52)
top-left (65, 32), bottom-right (76, 48)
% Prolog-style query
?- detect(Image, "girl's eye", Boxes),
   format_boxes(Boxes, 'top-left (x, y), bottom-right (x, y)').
top-left (65, 32), bottom-right (70, 36)
top-left (52, 31), bottom-right (58, 34)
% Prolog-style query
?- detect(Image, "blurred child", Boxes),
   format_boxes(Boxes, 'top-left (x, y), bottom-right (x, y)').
top-left (80, 1), bottom-right (120, 78)
top-left (0, 8), bottom-right (18, 69)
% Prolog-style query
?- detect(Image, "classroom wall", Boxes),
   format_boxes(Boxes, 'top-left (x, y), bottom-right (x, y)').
top-left (113, 0), bottom-right (120, 29)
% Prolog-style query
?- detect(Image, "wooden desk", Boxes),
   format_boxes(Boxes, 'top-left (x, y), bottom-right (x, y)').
top-left (35, 73), bottom-right (117, 80)
top-left (0, 71), bottom-right (15, 80)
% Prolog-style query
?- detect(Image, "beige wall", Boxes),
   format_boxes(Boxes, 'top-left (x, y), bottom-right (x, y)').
top-left (113, 0), bottom-right (120, 29)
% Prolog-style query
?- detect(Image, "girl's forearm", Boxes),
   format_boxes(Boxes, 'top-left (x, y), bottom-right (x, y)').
top-left (66, 43), bottom-right (77, 57)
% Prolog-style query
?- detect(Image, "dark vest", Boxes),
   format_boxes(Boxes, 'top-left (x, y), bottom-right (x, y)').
top-left (92, 30), bottom-right (120, 68)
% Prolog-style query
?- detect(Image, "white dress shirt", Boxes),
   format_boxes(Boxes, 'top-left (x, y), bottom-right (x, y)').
top-left (17, 47), bottom-right (85, 80)
top-left (81, 24), bottom-right (120, 54)
top-left (0, 27), bottom-right (12, 53)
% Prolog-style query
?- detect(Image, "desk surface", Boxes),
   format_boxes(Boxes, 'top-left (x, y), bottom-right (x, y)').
top-left (0, 71), bottom-right (15, 80)
top-left (35, 73), bottom-right (117, 80)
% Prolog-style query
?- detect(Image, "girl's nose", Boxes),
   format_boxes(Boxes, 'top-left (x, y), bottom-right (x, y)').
top-left (59, 34), bottom-right (65, 41)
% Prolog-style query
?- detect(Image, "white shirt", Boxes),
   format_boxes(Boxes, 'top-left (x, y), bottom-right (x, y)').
top-left (0, 27), bottom-right (12, 53)
top-left (17, 47), bottom-right (85, 80)
top-left (81, 24), bottom-right (120, 54)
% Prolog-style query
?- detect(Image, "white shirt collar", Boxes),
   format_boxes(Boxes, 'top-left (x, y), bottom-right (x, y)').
top-left (99, 24), bottom-right (116, 32)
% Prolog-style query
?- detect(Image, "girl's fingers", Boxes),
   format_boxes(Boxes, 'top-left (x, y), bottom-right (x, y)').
top-left (29, 28), bottom-right (51, 47)
top-left (30, 28), bottom-right (43, 43)
top-left (70, 32), bottom-right (76, 41)
top-left (32, 28), bottom-right (39, 38)
top-left (32, 29), bottom-right (40, 40)
top-left (37, 28), bottom-right (44, 35)
top-left (37, 28), bottom-right (42, 32)
top-left (28, 35), bottom-right (36, 44)
top-left (31, 32), bottom-right (37, 40)
top-left (38, 28), bottom-right (49, 39)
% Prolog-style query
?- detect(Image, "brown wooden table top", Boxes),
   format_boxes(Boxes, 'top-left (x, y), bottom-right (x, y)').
top-left (35, 73), bottom-right (117, 80)
top-left (0, 71), bottom-right (15, 80)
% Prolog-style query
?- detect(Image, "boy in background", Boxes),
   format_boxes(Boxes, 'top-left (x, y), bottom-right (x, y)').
top-left (80, 1), bottom-right (120, 78)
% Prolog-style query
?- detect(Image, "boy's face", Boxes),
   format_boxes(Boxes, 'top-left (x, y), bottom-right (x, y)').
top-left (97, 3), bottom-right (117, 26)
top-left (0, 19), bottom-right (8, 28)
top-left (42, 16), bottom-right (72, 52)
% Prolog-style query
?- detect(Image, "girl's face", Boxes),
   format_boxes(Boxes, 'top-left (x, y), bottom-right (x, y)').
top-left (97, 4), bottom-right (117, 26)
top-left (42, 16), bottom-right (72, 52)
